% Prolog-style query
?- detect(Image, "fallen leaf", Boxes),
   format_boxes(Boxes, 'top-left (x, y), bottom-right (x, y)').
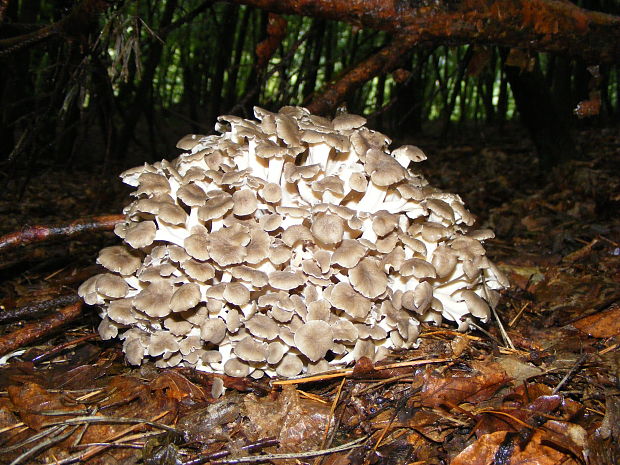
top-left (572, 305), bottom-right (620, 338)
top-left (420, 361), bottom-right (509, 408)
top-left (452, 428), bottom-right (582, 465)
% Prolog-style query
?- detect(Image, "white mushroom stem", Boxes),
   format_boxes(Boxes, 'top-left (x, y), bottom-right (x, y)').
top-left (247, 140), bottom-right (268, 179)
top-left (186, 207), bottom-right (201, 230)
top-left (355, 181), bottom-right (388, 213)
top-left (210, 217), bottom-right (225, 233)
top-left (360, 219), bottom-right (378, 242)
top-left (325, 150), bottom-right (358, 177)
top-left (296, 181), bottom-right (319, 205)
top-left (322, 190), bottom-right (345, 204)
top-left (154, 221), bottom-right (189, 247)
top-left (307, 143), bottom-right (332, 171)
top-left (267, 157), bottom-right (286, 184)
top-left (394, 152), bottom-right (412, 168)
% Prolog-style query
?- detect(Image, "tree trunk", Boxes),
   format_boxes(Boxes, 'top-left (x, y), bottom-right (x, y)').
top-left (504, 53), bottom-right (577, 169)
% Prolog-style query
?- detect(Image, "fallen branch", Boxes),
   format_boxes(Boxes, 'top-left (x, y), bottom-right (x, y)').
top-left (0, 214), bottom-right (124, 252)
top-left (0, 301), bottom-right (84, 357)
top-left (0, 294), bottom-right (81, 323)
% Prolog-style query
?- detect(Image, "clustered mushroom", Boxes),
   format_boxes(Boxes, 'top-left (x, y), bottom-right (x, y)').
top-left (79, 106), bottom-right (508, 378)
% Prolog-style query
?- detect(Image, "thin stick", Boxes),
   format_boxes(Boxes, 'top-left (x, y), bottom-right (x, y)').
top-left (207, 435), bottom-right (369, 465)
top-left (0, 301), bottom-right (83, 357)
top-left (508, 302), bottom-right (529, 327)
top-left (44, 414), bottom-right (181, 435)
top-left (9, 425), bottom-right (78, 465)
top-left (552, 353), bottom-right (588, 395)
top-left (491, 304), bottom-right (515, 350)
top-left (47, 411), bottom-right (171, 465)
top-left (272, 358), bottom-right (448, 386)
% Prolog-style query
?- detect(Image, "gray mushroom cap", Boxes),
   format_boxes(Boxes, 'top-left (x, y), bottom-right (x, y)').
top-left (294, 320), bottom-right (334, 362)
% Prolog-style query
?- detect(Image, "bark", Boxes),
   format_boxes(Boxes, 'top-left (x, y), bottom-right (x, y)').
top-left (0, 300), bottom-right (83, 357)
top-left (307, 34), bottom-right (417, 115)
top-left (504, 58), bottom-right (577, 168)
top-left (231, 0), bottom-right (620, 63)
top-left (0, 214), bottom-right (123, 252)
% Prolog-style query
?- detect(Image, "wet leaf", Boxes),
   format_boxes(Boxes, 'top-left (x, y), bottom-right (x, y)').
top-left (452, 428), bottom-right (582, 465)
top-left (7, 382), bottom-right (85, 430)
top-left (420, 361), bottom-right (509, 408)
top-left (572, 305), bottom-right (620, 338)
top-left (243, 385), bottom-right (331, 453)
top-left (150, 369), bottom-right (208, 404)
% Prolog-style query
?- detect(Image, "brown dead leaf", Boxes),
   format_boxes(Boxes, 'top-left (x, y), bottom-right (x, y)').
top-left (177, 393), bottom-right (242, 444)
top-left (497, 355), bottom-right (544, 385)
top-left (572, 305), bottom-right (620, 338)
top-left (150, 369), bottom-right (208, 404)
top-left (243, 385), bottom-right (332, 453)
top-left (7, 382), bottom-right (85, 431)
top-left (452, 428), bottom-right (582, 465)
top-left (420, 361), bottom-right (509, 408)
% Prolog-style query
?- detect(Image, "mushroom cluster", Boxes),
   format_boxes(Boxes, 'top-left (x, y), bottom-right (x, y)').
top-left (79, 106), bottom-right (508, 378)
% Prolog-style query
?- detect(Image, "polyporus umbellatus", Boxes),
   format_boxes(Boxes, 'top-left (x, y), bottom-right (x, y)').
top-left (79, 106), bottom-right (508, 378)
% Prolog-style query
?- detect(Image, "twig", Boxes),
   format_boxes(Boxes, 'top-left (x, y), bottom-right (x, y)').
top-left (48, 411), bottom-right (172, 465)
top-left (9, 425), bottom-right (78, 465)
top-left (0, 301), bottom-right (83, 357)
top-left (0, 214), bottom-right (123, 252)
top-left (44, 414), bottom-right (182, 435)
top-left (272, 358), bottom-right (449, 385)
top-left (31, 332), bottom-right (98, 364)
top-left (491, 304), bottom-right (515, 350)
top-left (183, 437), bottom-right (279, 465)
top-left (508, 302), bottom-right (530, 327)
top-left (466, 320), bottom-right (503, 346)
top-left (552, 353), bottom-right (588, 395)
top-left (0, 294), bottom-right (81, 323)
top-left (207, 435), bottom-right (370, 465)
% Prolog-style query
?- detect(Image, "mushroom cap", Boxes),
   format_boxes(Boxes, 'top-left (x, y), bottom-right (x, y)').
top-left (97, 246), bottom-right (142, 275)
top-left (200, 318), bottom-right (227, 344)
top-left (223, 282), bottom-right (250, 306)
top-left (148, 332), bottom-right (179, 357)
top-left (328, 282), bottom-right (372, 320)
top-left (125, 221), bottom-right (157, 248)
top-left (392, 145), bottom-right (427, 163)
top-left (232, 190), bottom-right (258, 216)
top-left (224, 358), bottom-right (250, 377)
top-left (276, 353), bottom-right (303, 377)
top-left (268, 271), bottom-right (305, 290)
top-left (364, 149), bottom-right (406, 186)
top-left (311, 212), bottom-right (345, 245)
top-left (134, 280), bottom-right (175, 318)
top-left (245, 314), bottom-right (279, 340)
top-left (170, 283), bottom-right (201, 312)
top-left (234, 336), bottom-right (268, 362)
top-left (349, 258), bottom-right (388, 299)
top-left (294, 320), bottom-right (334, 362)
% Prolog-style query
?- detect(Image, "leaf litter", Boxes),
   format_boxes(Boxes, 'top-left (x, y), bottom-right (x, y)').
top-left (0, 127), bottom-right (618, 464)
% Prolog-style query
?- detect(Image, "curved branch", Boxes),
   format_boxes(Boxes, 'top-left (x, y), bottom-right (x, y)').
top-left (230, 0), bottom-right (620, 63)
top-left (307, 34), bottom-right (418, 115)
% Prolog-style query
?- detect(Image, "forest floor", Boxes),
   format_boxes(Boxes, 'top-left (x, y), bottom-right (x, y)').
top-left (0, 124), bottom-right (618, 465)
